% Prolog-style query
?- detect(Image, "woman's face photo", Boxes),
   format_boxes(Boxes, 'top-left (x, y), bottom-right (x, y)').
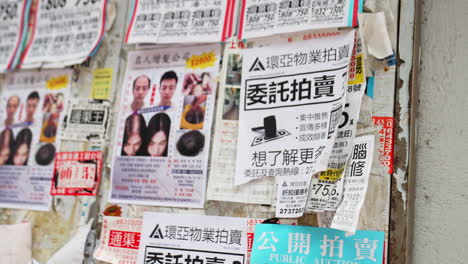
top-left (13, 143), bottom-right (29, 166)
top-left (147, 130), bottom-right (168, 157)
top-left (0, 145), bottom-right (10, 165)
top-left (123, 134), bottom-right (142, 156)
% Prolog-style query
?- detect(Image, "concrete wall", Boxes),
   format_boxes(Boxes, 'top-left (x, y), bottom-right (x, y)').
top-left (413, 0), bottom-right (468, 263)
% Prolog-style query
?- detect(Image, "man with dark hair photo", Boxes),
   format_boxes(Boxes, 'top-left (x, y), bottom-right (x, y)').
top-left (158, 71), bottom-right (178, 107)
top-left (25, 91), bottom-right (40, 123)
top-left (4, 95), bottom-right (20, 126)
top-left (131, 75), bottom-right (151, 112)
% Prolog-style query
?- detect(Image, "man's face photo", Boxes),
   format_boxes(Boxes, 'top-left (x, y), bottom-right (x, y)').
top-left (160, 78), bottom-right (177, 102)
top-left (133, 76), bottom-right (150, 103)
top-left (6, 96), bottom-right (20, 119)
top-left (26, 97), bottom-right (39, 120)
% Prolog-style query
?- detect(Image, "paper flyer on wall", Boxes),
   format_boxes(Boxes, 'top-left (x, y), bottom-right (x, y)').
top-left (62, 99), bottom-right (111, 147)
top-left (250, 224), bottom-right (384, 264)
top-left (125, 0), bottom-right (236, 44)
top-left (206, 44), bottom-right (276, 205)
top-left (237, 0), bottom-right (363, 40)
top-left (94, 216), bottom-right (143, 264)
top-left (307, 32), bottom-right (367, 212)
top-left (110, 44), bottom-right (220, 208)
top-left (234, 30), bottom-right (355, 186)
top-left (137, 212), bottom-right (248, 264)
top-left (0, 0), bottom-right (30, 72)
top-left (50, 151), bottom-right (103, 196)
top-left (275, 175), bottom-right (311, 218)
top-left (20, 0), bottom-right (107, 68)
top-left (0, 223), bottom-right (32, 264)
top-left (0, 70), bottom-right (71, 211)
top-left (331, 135), bottom-right (374, 234)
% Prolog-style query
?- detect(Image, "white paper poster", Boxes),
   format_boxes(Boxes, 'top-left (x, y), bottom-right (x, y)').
top-left (207, 44), bottom-right (275, 205)
top-left (275, 175), bottom-right (311, 218)
top-left (331, 135), bottom-right (374, 234)
top-left (306, 32), bottom-right (367, 212)
top-left (94, 217), bottom-right (143, 264)
top-left (62, 99), bottom-right (110, 147)
top-left (137, 212), bottom-right (248, 264)
top-left (0, 70), bottom-right (71, 211)
top-left (20, 0), bottom-right (107, 68)
top-left (110, 44), bottom-right (221, 208)
top-left (237, 0), bottom-right (362, 40)
top-left (0, 0), bottom-right (30, 72)
top-left (235, 30), bottom-right (355, 186)
top-left (0, 223), bottom-right (32, 264)
top-left (125, 0), bottom-right (235, 44)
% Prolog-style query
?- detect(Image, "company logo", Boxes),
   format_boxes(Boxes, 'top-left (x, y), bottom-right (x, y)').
top-left (249, 57), bottom-right (266, 72)
top-left (149, 224), bottom-right (164, 239)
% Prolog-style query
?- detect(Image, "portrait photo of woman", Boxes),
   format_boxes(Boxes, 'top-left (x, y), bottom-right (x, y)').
top-left (12, 128), bottom-right (32, 166)
top-left (121, 114), bottom-right (146, 156)
top-left (0, 128), bottom-right (14, 165)
top-left (146, 112), bottom-right (171, 157)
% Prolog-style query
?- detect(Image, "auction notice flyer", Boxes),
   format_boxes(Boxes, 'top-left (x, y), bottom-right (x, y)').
top-left (0, 69), bottom-right (71, 210)
top-left (109, 44), bottom-right (221, 208)
top-left (235, 30), bottom-right (355, 186)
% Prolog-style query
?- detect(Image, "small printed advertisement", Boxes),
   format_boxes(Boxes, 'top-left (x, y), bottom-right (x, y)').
top-left (238, 0), bottom-right (362, 39)
top-left (0, 0), bottom-right (29, 72)
top-left (137, 212), bottom-right (248, 264)
top-left (94, 216), bottom-right (143, 264)
top-left (235, 30), bottom-right (355, 186)
top-left (125, 0), bottom-right (235, 44)
top-left (50, 151), bottom-right (103, 196)
top-left (110, 44), bottom-right (221, 208)
top-left (21, 0), bottom-right (107, 67)
top-left (251, 224), bottom-right (384, 264)
top-left (0, 69), bottom-right (71, 210)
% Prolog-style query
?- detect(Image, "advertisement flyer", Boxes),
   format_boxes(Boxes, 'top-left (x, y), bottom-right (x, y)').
top-left (331, 135), bottom-right (375, 234)
top-left (0, 69), bottom-right (71, 210)
top-left (137, 212), bottom-right (248, 264)
top-left (207, 44), bottom-right (275, 205)
top-left (235, 30), bottom-right (355, 186)
top-left (94, 216), bottom-right (143, 264)
top-left (237, 0), bottom-right (362, 40)
top-left (50, 151), bottom-right (103, 196)
top-left (110, 44), bottom-right (221, 208)
top-left (20, 0), bottom-right (107, 68)
top-left (125, 0), bottom-right (236, 44)
top-left (62, 99), bottom-right (110, 147)
top-left (251, 224), bottom-right (384, 264)
top-left (0, 0), bottom-right (30, 72)
top-left (307, 32), bottom-right (367, 212)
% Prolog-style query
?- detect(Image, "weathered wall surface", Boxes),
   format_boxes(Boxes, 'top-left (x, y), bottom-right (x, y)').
top-left (413, 0), bottom-right (468, 263)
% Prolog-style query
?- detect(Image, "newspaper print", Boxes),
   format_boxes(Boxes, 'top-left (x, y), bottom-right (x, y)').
top-left (0, 69), bottom-right (71, 210)
top-left (251, 223), bottom-right (384, 264)
top-left (125, 0), bottom-right (236, 44)
top-left (331, 135), bottom-right (374, 234)
top-left (110, 44), bottom-right (221, 208)
top-left (275, 175), bottom-right (311, 218)
top-left (206, 43), bottom-right (275, 205)
top-left (62, 99), bottom-right (110, 147)
top-left (307, 32), bottom-right (367, 212)
top-left (94, 216), bottom-right (143, 264)
top-left (235, 30), bottom-right (355, 186)
top-left (237, 0), bottom-right (362, 40)
top-left (50, 151), bottom-right (103, 196)
top-left (0, 0), bottom-right (30, 72)
top-left (20, 0), bottom-right (107, 68)
top-left (137, 212), bottom-right (248, 264)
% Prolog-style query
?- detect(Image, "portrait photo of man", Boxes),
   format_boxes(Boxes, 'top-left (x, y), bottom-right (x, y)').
top-left (25, 91), bottom-right (40, 123)
top-left (131, 75), bottom-right (151, 112)
top-left (5, 95), bottom-right (20, 127)
top-left (158, 71), bottom-right (178, 107)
